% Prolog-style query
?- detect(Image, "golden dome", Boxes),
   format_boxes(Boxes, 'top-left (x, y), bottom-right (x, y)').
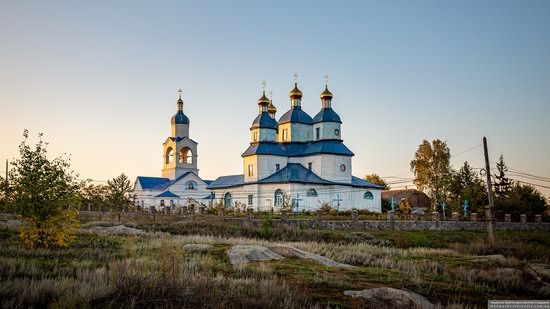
top-left (268, 101), bottom-right (277, 113)
top-left (257, 91), bottom-right (270, 106)
top-left (320, 85), bottom-right (333, 100)
top-left (289, 82), bottom-right (303, 99)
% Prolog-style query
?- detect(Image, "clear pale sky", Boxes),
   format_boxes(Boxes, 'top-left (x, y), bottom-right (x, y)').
top-left (1, 1), bottom-right (549, 197)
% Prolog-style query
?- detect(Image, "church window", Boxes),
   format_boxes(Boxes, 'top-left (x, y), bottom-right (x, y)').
top-left (160, 200), bottom-right (165, 206)
top-left (282, 129), bottom-right (288, 141)
top-left (224, 192), bottom-right (232, 208)
top-left (334, 129), bottom-right (340, 136)
top-left (340, 164), bottom-right (346, 172)
top-left (248, 194), bottom-right (253, 205)
top-left (307, 188), bottom-right (318, 197)
top-left (275, 164), bottom-right (280, 171)
top-left (316, 127), bottom-right (320, 140)
top-left (274, 189), bottom-right (284, 207)
top-left (166, 147), bottom-right (174, 164)
top-left (253, 131), bottom-right (258, 142)
top-left (364, 191), bottom-right (374, 200)
top-left (308, 162), bottom-right (312, 170)
top-left (186, 180), bottom-right (197, 190)
top-left (179, 147), bottom-right (193, 164)
top-left (248, 164), bottom-right (254, 176)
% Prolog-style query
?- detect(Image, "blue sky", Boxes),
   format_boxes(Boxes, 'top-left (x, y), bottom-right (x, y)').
top-left (1, 0), bottom-right (549, 196)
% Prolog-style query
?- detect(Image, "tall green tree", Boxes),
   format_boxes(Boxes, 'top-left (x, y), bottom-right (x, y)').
top-left (410, 139), bottom-right (452, 207)
top-left (107, 173), bottom-right (132, 211)
top-left (495, 182), bottom-right (546, 214)
top-left (8, 131), bottom-right (81, 248)
top-left (447, 162), bottom-right (487, 213)
top-left (80, 183), bottom-right (109, 211)
top-left (0, 175), bottom-right (8, 212)
top-left (364, 174), bottom-right (390, 190)
top-left (494, 155), bottom-right (512, 198)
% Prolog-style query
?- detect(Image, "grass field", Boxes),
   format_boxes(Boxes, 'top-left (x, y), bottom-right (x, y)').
top-left (1, 217), bottom-right (549, 308)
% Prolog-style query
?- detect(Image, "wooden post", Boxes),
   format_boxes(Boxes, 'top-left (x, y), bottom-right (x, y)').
top-left (520, 214), bottom-right (527, 224)
top-left (483, 137), bottom-right (495, 246)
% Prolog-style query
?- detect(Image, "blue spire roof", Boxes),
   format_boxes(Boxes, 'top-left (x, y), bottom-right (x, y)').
top-left (251, 112), bottom-right (277, 129)
top-left (242, 140), bottom-right (353, 157)
top-left (278, 106), bottom-right (313, 125)
top-left (313, 108), bottom-right (341, 123)
top-left (171, 111), bottom-right (190, 125)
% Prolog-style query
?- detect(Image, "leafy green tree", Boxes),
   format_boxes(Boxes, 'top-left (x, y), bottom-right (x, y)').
top-left (494, 155), bottom-right (512, 198)
top-left (364, 174), bottom-right (390, 190)
top-left (8, 131), bottom-right (81, 248)
top-left (107, 173), bottom-right (132, 211)
top-left (446, 162), bottom-right (487, 213)
top-left (80, 183), bottom-right (109, 211)
top-left (495, 182), bottom-right (546, 214)
top-left (0, 175), bottom-right (8, 212)
top-left (410, 139), bottom-right (452, 208)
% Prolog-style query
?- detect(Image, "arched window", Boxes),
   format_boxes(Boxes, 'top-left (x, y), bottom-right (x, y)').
top-left (186, 180), bottom-right (197, 190)
top-left (179, 147), bottom-right (193, 164)
top-left (307, 188), bottom-right (318, 197)
top-left (364, 191), bottom-right (374, 200)
top-left (165, 147), bottom-right (174, 164)
top-left (224, 192), bottom-right (232, 208)
top-left (274, 189), bottom-right (284, 207)
top-left (160, 200), bottom-right (165, 206)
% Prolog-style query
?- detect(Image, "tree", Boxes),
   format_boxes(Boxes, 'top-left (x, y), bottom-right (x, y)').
top-left (446, 162), bottom-right (488, 213)
top-left (107, 173), bottom-right (132, 211)
top-left (80, 183), bottom-right (109, 211)
top-left (0, 175), bottom-right (8, 212)
top-left (495, 182), bottom-right (546, 214)
top-left (398, 199), bottom-right (412, 214)
top-left (8, 131), bottom-right (81, 248)
top-left (494, 155), bottom-right (512, 198)
top-left (364, 174), bottom-right (390, 190)
top-left (410, 139), bottom-right (452, 207)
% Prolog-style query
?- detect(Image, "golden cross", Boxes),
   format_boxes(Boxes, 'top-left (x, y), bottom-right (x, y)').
top-left (293, 73), bottom-right (299, 82)
top-left (261, 80), bottom-right (267, 92)
top-left (324, 74), bottom-right (330, 86)
top-left (269, 90), bottom-right (273, 101)
top-left (177, 88), bottom-right (182, 99)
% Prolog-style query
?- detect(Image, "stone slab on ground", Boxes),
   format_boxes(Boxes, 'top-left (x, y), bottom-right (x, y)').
top-left (227, 245), bottom-right (284, 265)
top-left (269, 245), bottom-right (354, 268)
top-left (183, 244), bottom-right (215, 251)
top-left (344, 287), bottom-right (435, 309)
top-left (85, 225), bottom-right (145, 235)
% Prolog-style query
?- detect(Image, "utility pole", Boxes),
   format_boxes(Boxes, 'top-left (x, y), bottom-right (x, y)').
top-left (5, 159), bottom-right (8, 183)
top-left (483, 137), bottom-right (495, 246)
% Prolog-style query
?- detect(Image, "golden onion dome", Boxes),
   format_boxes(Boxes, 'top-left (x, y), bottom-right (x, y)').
top-left (320, 85), bottom-right (333, 100)
top-left (257, 91), bottom-right (270, 106)
top-left (289, 82), bottom-right (303, 99)
top-left (268, 101), bottom-right (277, 113)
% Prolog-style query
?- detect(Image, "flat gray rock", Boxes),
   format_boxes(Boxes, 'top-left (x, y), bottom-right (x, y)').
top-left (227, 245), bottom-right (284, 265)
top-left (344, 287), bottom-right (435, 309)
top-left (269, 245), bottom-right (354, 268)
top-left (86, 225), bottom-right (145, 235)
top-left (183, 244), bottom-right (215, 251)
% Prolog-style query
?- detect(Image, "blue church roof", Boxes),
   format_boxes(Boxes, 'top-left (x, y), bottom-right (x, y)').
top-left (251, 112), bottom-right (277, 129)
top-left (137, 172), bottom-right (199, 191)
top-left (241, 140), bottom-right (353, 157)
top-left (207, 164), bottom-right (384, 190)
top-left (278, 106), bottom-right (313, 125)
top-left (171, 111), bottom-right (190, 125)
top-left (312, 108), bottom-right (341, 123)
top-left (155, 191), bottom-right (180, 198)
top-left (258, 163), bottom-right (333, 185)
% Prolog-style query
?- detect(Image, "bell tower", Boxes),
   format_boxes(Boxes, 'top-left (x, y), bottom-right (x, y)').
top-left (162, 89), bottom-right (198, 179)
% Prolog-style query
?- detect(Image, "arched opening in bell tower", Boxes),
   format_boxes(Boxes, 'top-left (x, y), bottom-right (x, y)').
top-left (179, 147), bottom-right (193, 164)
top-left (165, 147), bottom-right (174, 164)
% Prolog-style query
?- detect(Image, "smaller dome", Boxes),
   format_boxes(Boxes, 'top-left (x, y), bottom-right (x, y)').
top-left (171, 111), bottom-right (190, 125)
top-left (268, 101), bottom-right (277, 114)
top-left (320, 85), bottom-right (333, 100)
top-left (258, 91), bottom-right (270, 106)
top-left (289, 82), bottom-right (303, 99)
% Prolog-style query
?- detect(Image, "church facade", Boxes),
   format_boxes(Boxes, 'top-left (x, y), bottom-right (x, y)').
top-left (207, 82), bottom-right (383, 212)
top-left (131, 90), bottom-right (212, 212)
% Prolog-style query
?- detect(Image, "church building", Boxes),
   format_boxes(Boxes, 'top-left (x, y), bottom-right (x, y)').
top-left (207, 82), bottom-right (383, 212)
top-left (131, 90), bottom-right (212, 212)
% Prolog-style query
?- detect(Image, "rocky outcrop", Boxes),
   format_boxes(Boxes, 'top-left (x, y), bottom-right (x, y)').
top-left (269, 245), bottom-right (354, 268)
top-left (227, 245), bottom-right (284, 265)
top-left (344, 287), bottom-right (435, 309)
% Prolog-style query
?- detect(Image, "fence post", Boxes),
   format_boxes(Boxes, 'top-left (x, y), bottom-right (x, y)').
top-left (316, 210), bottom-right (323, 222)
top-left (412, 212), bottom-right (419, 222)
top-left (505, 214), bottom-right (511, 223)
top-left (247, 208), bottom-right (253, 223)
top-left (432, 212), bottom-right (440, 222)
top-left (535, 215), bottom-right (541, 224)
top-left (352, 209), bottom-right (358, 223)
top-left (451, 212), bottom-right (459, 222)
top-left (388, 211), bottom-right (395, 223)
top-left (471, 213), bottom-right (478, 222)
top-left (520, 214), bottom-right (527, 224)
